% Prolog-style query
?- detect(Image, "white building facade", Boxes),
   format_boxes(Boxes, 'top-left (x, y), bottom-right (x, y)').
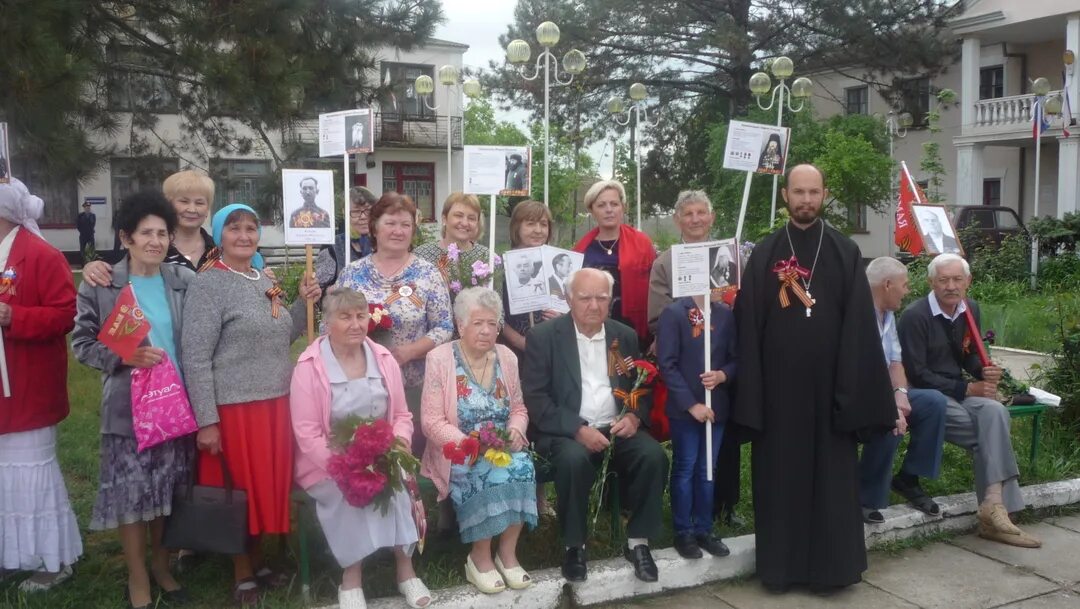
top-left (808, 0), bottom-right (1079, 259)
top-left (37, 38), bottom-right (469, 255)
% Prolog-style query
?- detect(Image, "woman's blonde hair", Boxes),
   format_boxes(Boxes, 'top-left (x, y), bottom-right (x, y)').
top-left (583, 180), bottom-right (626, 211)
top-left (163, 170), bottom-right (215, 202)
top-left (439, 192), bottom-right (484, 240)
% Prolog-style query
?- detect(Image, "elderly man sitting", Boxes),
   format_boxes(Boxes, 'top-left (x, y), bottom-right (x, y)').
top-left (859, 257), bottom-right (948, 524)
top-left (897, 253), bottom-right (1040, 547)
top-left (523, 268), bottom-right (669, 583)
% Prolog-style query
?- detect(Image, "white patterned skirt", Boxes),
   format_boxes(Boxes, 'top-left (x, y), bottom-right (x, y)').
top-left (0, 426), bottom-right (83, 572)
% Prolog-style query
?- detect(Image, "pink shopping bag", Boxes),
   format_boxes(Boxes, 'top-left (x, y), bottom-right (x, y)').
top-left (130, 354), bottom-right (198, 452)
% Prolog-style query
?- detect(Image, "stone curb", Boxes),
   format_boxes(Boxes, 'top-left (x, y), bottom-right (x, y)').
top-left (989, 346), bottom-right (1050, 356)
top-left (321, 477), bottom-right (1080, 609)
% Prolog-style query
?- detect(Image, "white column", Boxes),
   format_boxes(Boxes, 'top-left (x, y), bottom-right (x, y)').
top-left (1068, 15), bottom-right (1079, 106)
top-left (956, 143), bottom-right (984, 206)
top-left (1059, 137), bottom-right (1080, 217)
top-left (960, 37), bottom-right (981, 131)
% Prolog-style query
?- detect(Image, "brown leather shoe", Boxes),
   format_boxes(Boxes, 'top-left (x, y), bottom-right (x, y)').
top-left (977, 504), bottom-right (1022, 536)
top-left (977, 522), bottom-right (1042, 548)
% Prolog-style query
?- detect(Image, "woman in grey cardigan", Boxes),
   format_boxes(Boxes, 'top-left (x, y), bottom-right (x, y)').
top-left (72, 192), bottom-right (195, 609)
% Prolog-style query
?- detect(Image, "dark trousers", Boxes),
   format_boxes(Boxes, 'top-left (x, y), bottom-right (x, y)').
top-left (543, 429), bottom-right (668, 547)
top-left (669, 418), bottom-right (724, 535)
top-left (79, 235), bottom-right (94, 260)
top-left (713, 422), bottom-right (741, 518)
top-left (858, 388), bottom-right (948, 508)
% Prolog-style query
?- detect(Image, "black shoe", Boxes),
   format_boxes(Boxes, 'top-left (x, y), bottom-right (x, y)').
top-left (673, 533), bottom-right (703, 559)
top-left (623, 545), bottom-right (658, 582)
top-left (696, 534), bottom-right (730, 557)
top-left (561, 547), bottom-right (588, 582)
top-left (159, 587), bottom-right (191, 605)
top-left (891, 475), bottom-right (941, 516)
top-left (862, 508), bottom-right (885, 524)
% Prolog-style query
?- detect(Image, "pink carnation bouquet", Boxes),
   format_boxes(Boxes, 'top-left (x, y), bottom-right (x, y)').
top-left (327, 416), bottom-right (420, 513)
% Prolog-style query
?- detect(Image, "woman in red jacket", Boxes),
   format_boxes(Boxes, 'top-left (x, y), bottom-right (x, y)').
top-left (573, 180), bottom-right (657, 343)
top-left (0, 178), bottom-right (82, 592)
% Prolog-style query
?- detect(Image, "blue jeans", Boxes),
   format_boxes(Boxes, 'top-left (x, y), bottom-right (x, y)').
top-left (858, 388), bottom-right (948, 509)
top-left (669, 417), bottom-right (724, 535)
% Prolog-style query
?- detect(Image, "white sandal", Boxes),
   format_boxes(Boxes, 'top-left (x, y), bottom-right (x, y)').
top-left (397, 577), bottom-right (432, 608)
top-left (465, 554), bottom-right (506, 594)
top-left (338, 585), bottom-right (367, 609)
top-left (494, 556), bottom-right (532, 590)
top-left (17, 564), bottom-right (73, 593)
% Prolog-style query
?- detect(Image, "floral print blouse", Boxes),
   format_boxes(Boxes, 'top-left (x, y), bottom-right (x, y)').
top-left (335, 255), bottom-right (453, 387)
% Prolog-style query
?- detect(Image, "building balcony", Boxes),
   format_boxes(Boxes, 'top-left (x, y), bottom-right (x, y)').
top-left (961, 91), bottom-right (1065, 143)
top-left (283, 113), bottom-right (463, 150)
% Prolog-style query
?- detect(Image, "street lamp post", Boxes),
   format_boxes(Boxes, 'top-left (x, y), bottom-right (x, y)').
top-left (749, 57), bottom-right (813, 224)
top-left (884, 110), bottom-right (913, 254)
top-left (506, 22), bottom-right (586, 206)
top-left (1030, 77), bottom-right (1063, 287)
top-left (415, 69), bottom-right (482, 226)
top-left (607, 83), bottom-right (660, 230)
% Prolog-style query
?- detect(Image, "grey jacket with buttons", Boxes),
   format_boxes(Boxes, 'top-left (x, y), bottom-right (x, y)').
top-left (72, 258), bottom-right (195, 437)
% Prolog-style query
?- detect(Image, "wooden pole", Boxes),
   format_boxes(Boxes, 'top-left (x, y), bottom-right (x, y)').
top-left (305, 245), bottom-right (315, 344)
top-left (0, 327), bottom-right (10, 398)
top-left (488, 195), bottom-right (496, 288)
top-left (704, 298), bottom-right (713, 481)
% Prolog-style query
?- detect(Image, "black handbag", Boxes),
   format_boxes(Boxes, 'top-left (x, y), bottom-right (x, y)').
top-left (163, 453), bottom-right (248, 554)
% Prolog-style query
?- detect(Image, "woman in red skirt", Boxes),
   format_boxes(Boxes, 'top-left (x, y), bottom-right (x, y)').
top-left (181, 203), bottom-right (320, 605)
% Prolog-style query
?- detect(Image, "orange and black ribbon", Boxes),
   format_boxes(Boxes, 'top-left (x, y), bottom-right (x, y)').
top-left (265, 285), bottom-right (284, 318)
top-left (198, 247), bottom-right (223, 273)
top-left (0, 267), bottom-right (17, 297)
top-left (435, 255), bottom-right (452, 284)
top-left (385, 283), bottom-right (424, 308)
top-left (607, 338), bottom-right (634, 377)
top-left (613, 387), bottom-right (650, 412)
top-left (772, 256), bottom-right (814, 310)
top-left (688, 307), bottom-right (713, 338)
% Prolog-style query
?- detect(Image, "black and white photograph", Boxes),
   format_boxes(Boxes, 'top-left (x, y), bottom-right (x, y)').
top-left (503, 246), bottom-right (548, 314)
top-left (463, 145), bottom-right (532, 196)
top-left (344, 110), bottom-right (374, 154)
top-left (722, 120), bottom-right (791, 175)
top-left (504, 152), bottom-right (528, 192)
top-left (0, 122), bottom-right (10, 184)
top-left (709, 242), bottom-right (740, 289)
top-left (282, 168), bottom-right (335, 246)
top-left (913, 204), bottom-right (963, 256)
top-left (541, 246), bottom-right (584, 313)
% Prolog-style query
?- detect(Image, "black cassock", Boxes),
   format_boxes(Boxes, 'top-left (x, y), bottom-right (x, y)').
top-left (734, 220), bottom-right (894, 589)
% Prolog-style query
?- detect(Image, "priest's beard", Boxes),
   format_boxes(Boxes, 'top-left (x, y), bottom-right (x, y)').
top-left (787, 201), bottom-right (823, 225)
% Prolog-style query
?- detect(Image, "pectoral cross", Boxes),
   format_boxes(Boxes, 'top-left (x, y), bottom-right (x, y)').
top-left (806, 290), bottom-right (816, 318)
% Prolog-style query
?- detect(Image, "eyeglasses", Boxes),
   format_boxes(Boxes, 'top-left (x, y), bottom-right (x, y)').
top-left (353, 207), bottom-right (372, 217)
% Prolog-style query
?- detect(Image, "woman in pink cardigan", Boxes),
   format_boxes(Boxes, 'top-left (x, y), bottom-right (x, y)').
top-left (290, 289), bottom-right (430, 609)
top-left (421, 287), bottom-right (537, 595)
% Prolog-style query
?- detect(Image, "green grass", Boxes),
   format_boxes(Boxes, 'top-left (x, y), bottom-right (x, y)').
top-left (4, 332), bottom-right (1080, 607)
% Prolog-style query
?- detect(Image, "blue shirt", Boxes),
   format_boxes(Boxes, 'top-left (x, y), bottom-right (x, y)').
top-left (130, 274), bottom-right (179, 369)
top-left (877, 309), bottom-right (902, 365)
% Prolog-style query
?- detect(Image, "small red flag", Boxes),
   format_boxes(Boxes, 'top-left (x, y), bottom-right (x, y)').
top-left (895, 162), bottom-right (926, 256)
top-left (97, 285), bottom-right (151, 361)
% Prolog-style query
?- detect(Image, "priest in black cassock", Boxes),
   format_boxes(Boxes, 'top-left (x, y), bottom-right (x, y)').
top-left (733, 164), bottom-right (895, 593)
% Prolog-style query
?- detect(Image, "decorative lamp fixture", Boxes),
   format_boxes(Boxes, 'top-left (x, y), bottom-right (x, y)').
top-left (462, 78), bottom-right (482, 99)
top-left (507, 39), bottom-right (531, 64)
top-left (749, 72), bottom-right (772, 96)
top-left (536, 21), bottom-right (561, 47)
top-left (414, 75), bottom-right (434, 96)
top-left (1032, 77), bottom-right (1051, 96)
top-left (438, 65), bottom-right (459, 86)
top-left (771, 56), bottom-right (794, 79)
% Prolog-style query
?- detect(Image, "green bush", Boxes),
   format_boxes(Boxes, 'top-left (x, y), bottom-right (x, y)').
top-left (1043, 295), bottom-right (1080, 426)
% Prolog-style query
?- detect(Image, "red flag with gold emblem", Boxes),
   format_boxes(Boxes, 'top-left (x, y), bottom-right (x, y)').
top-left (97, 285), bottom-right (151, 361)
top-left (895, 161), bottom-right (926, 255)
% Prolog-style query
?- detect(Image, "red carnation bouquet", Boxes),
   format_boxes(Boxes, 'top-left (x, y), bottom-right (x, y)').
top-left (368, 303), bottom-right (393, 334)
top-left (326, 416), bottom-right (419, 513)
top-left (443, 421), bottom-right (514, 468)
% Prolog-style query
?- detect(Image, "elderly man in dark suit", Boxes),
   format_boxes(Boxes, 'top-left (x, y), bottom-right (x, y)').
top-left (522, 267), bottom-right (669, 583)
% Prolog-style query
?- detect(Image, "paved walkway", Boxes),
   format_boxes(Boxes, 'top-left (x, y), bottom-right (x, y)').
top-left (606, 515), bottom-right (1080, 609)
top-left (991, 347), bottom-right (1053, 385)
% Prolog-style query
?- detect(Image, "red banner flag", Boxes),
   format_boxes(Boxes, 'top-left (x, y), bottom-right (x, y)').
top-left (895, 161), bottom-right (926, 255)
top-left (97, 285), bottom-right (151, 361)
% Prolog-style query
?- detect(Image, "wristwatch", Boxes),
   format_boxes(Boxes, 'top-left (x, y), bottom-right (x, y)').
top-left (894, 387), bottom-right (909, 395)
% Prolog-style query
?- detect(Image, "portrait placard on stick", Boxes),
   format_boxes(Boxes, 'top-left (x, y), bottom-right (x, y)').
top-left (0, 122), bottom-right (11, 185)
top-left (503, 245), bottom-right (582, 315)
top-left (722, 120), bottom-right (790, 176)
top-left (282, 169), bottom-right (335, 247)
top-left (463, 145), bottom-right (531, 196)
top-left (318, 109), bottom-right (375, 157)
top-left (911, 204), bottom-right (965, 256)
top-left (671, 239), bottom-right (739, 298)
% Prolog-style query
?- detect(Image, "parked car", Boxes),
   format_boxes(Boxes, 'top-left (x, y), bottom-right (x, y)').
top-left (954, 205), bottom-right (1027, 254)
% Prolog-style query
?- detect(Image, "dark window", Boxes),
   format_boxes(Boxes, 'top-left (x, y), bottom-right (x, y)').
top-left (845, 86), bottom-right (869, 115)
top-left (979, 66), bottom-right (1004, 100)
top-left (846, 204), bottom-right (867, 231)
top-left (983, 178), bottom-right (1002, 206)
top-left (380, 62), bottom-right (436, 120)
top-left (210, 159), bottom-right (272, 214)
top-left (110, 158), bottom-right (179, 214)
top-left (24, 162), bottom-right (79, 227)
top-left (898, 77), bottom-right (931, 127)
top-left (107, 45), bottom-right (177, 113)
top-left (382, 162), bottom-right (435, 219)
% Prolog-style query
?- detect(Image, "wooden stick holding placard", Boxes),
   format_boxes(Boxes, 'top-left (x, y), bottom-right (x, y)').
top-left (734, 171), bottom-right (753, 245)
top-left (488, 195), bottom-right (496, 287)
top-left (306, 245), bottom-right (315, 344)
top-left (344, 152), bottom-right (351, 269)
top-left (704, 296), bottom-right (713, 481)
top-left (0, 328), bottom-right (10, 397)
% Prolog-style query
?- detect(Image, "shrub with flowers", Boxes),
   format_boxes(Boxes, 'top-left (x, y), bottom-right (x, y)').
top-left (443, 421), bottom-right (514, 468)
top-left (444, 243), bottom-right (502, 295)
top-left (327, 416), bottom-right (419, 513)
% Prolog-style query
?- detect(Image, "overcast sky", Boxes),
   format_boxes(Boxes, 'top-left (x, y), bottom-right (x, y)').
top-left (434, 0), bottom-right (616, 177)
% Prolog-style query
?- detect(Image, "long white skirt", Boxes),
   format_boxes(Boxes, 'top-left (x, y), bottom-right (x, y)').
top-left (0, 426), bottom-right (83, 572)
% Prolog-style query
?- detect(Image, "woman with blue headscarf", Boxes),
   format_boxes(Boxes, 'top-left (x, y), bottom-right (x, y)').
top-left (181, 203), bottom-right (320, 606)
